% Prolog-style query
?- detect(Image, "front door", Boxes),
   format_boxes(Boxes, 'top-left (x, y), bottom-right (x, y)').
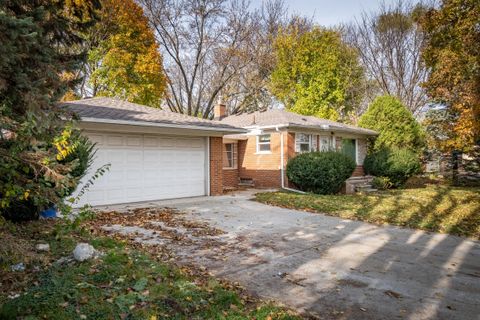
top-left (342, 139), bottom-right (357, 164)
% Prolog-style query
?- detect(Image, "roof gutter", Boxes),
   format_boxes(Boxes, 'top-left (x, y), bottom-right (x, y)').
top-left (286, 124), bottom-right (378, 136)
top-left (79, 117), bottom-right (247, 134)
top-left (244, 124), bottom-right (290, 131)
top-left (242, 123), bottom-right (377, 136)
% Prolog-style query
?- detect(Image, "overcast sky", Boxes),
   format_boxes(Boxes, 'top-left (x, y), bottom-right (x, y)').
top-left (280, 0), bottom-right (407, 26)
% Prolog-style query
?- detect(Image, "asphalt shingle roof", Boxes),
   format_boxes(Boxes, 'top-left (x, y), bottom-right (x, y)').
top-left (60, 97), bottom-right (245, 132)
top-left (220, 109), bottom-right (377, 135)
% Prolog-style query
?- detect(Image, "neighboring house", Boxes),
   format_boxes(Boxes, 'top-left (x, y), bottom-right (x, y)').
top-left (215, 103), bottom-right (378, 189)
top-left (60, 98), bottom-right (246, 207)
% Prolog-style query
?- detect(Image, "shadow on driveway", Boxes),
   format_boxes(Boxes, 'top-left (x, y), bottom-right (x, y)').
top-left (99, 190), bottom-right (480, 320)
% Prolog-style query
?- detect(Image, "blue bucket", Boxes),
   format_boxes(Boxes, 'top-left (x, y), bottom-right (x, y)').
top-left (40, 206), bottom-right (58, 218)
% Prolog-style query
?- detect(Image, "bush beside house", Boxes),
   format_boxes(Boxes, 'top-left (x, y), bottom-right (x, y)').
top-left (287, 151), bottom-right (356, 194)
top-left (358, 95), bottom-right (424, 188)
top-left (364, 148), bottom-right (421, 188)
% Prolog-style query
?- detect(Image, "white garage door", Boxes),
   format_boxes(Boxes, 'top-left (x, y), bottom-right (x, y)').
top-left (75, 132), bottom-right (207, 206)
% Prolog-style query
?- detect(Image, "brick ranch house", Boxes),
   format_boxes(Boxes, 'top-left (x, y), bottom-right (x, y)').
top-left (62, 98), bottom-right (376, 207)
top-left (214, 103), bottom-right (378, 190)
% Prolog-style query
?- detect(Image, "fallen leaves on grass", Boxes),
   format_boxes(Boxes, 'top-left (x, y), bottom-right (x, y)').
top-left (82, 207), bottom-right (235, 268)
top-left (255, 186), bottom-right (480, 239)
top-left (0, 208), bottom-right (304, 320)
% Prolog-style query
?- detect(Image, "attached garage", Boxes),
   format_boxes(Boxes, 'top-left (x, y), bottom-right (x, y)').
top-left (61, 97), bottom-right (245, 207)
top-left (76, 132), bottom-right (208, 206)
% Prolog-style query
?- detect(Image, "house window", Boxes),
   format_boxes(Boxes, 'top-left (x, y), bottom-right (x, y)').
top-left (311, 135), bottom-right (318, 151)
top-left (256, 134), bottom-right (271, 153)
top-left (223, 143), bottom-right (238, 169)
top-left (295, 133), bottom-right (311, 152)
top-left (319, 136), bottom-right (331, 151)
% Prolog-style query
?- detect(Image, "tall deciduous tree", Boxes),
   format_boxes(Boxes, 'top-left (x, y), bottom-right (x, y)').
top-left (420, 0), bottom-right (480, 152)
top-left (77, 0), bottom-right (167, 107)
top-left (269, 25), bottom-right (365, 121)
top-left (347, 1), bottom-right (429, 115)
top-left (139, 0), bottom-right (263, 118)
top-left (359, 95), bottom-right (424, 152)
top-left (225, 0), bottom-right (291, 114)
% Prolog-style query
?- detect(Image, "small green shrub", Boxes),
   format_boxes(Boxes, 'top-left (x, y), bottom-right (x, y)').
top-left (364, 148), bottom-right (421, 187)
top-left (286, 151), bottom-right (356, 194)
top-left (63, 135), bottom-right (96, 181)
top-left (363, 148), bottom-right (390, 176)
top-left (371, 176), bottom-right (393, 190)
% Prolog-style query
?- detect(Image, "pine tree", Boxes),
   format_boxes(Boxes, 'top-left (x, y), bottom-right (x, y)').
top-left (0, 0), bottom-right (100, 220)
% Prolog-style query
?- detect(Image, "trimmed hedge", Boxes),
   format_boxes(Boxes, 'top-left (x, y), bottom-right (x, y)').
top-left (364, 148), bottom-right (421, 187)
top-left (286, 151), bottom-right (356, 194)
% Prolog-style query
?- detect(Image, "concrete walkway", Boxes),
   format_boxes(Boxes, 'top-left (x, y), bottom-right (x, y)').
top-left (100, 190), bottom-right (480, 320)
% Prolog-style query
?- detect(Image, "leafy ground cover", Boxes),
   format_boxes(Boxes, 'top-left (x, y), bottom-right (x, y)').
top-left (0, 212), bottom-right (301, 320)
top-left (256, 185), bottom-right (480, 239)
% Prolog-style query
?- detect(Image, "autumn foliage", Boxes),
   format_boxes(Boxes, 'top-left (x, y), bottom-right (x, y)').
top-left (88, 0), bottom-right (166, 107)
top-left (270, 26), bottom-right (364, 121)
top-left (420, 0), bottom-right (480, 152)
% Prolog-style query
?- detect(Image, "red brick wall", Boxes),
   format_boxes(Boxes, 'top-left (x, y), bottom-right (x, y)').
top-left (209, 137), bottom-right (223, 195)
top-left (231, 132), bottom-right (368, 190)
top-left (223, 169), bottom-right (239, 188)
top-left (238, 133), bottom-right (283, 188)
top-left (285, 132), bottom-right (296, 188)
top-left (352, 166), bottom-right (365, 177)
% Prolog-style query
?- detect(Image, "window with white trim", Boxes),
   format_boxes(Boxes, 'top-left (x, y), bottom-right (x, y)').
top-left (256, 134), bottom-right (271, 153)
top-left (295, 133), bottom-right (311, 152)
top-left (223, 143), bottom-right (238, 169)
top-left (319, 136), bottom-right (331, 151)
top-left (311, 135), bottom-right (318, 151)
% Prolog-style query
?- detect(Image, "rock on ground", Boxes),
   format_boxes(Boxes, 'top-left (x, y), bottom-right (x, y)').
top-left (35, 243), bottom-right (50, 252)
top-left (73, 243), bottom-right (96, 262)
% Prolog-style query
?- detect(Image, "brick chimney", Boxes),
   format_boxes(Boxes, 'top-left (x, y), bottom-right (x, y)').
top-left (213, 101), bottom-right (227, 120)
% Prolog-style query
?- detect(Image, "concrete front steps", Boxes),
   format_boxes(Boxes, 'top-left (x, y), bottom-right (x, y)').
top-left (344, 175), bottom-right (377, 194)
top-left (223, 178), bottom-right (255, 193)
top-left (238, 177), bottom-right (255, 189)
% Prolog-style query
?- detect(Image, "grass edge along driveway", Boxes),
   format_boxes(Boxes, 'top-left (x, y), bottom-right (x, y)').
top-left (0, 217), bottom-right (301, 320)
top-left (255, 185), bottom-right (480, 239)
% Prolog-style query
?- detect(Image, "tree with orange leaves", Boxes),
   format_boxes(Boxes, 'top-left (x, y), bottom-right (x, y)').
top-left (79, 0), bottom-right (167, 108)
top-left (421, 0), bottom-right (480, 152)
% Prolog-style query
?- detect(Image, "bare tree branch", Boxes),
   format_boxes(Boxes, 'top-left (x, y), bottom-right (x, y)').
top-left (139, 0), bottom-right (289, 118)
top-left (346, 0), bottom-right (430, 115)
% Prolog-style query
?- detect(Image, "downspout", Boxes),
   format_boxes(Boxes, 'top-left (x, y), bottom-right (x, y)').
top-left (276, 127), bottom-right (306, 194)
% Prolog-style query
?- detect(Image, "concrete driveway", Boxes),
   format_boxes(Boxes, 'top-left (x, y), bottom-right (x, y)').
top-left (102, 190), bottom-right (480, 320)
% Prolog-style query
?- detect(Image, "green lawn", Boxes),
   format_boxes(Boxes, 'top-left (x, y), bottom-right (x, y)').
top-left (0, 218), bottom-right (300, 320)
top-left (255, 185), bottom-right (480, 239)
